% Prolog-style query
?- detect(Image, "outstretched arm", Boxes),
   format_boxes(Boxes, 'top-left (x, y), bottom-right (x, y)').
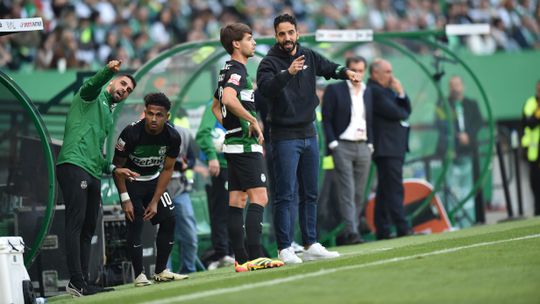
top-left (80, 60), bottom-right (121, 101)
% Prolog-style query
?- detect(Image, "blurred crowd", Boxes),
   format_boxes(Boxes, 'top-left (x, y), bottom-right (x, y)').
top-left (1, 0), bottom-right (540, 71)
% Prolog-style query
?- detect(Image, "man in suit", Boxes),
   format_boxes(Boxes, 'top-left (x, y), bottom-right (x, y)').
top-left (435, 75), bottom-right (484, 223)
top-left (367, 58), bottom-right (412, 240)
top-left (322, 56), bottom-right (373, 245)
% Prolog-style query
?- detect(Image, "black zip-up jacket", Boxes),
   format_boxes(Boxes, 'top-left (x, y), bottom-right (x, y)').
top-left (256, 43), bottom-right (349, 141)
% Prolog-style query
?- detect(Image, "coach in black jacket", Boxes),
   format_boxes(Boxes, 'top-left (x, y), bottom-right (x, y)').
top-left (256, 13), bottom-right (362, 264)
top-left (367, 58), bottom-right (412, 240)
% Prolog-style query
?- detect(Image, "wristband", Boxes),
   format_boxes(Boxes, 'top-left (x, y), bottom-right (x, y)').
top-left (109, 164), bottom-right (116, 174)
top-left (120, 192), bottom-right (130, 202)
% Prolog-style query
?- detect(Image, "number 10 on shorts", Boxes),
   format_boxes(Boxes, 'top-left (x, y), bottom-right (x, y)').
top-left (160, 192), bottom-right (175, 210)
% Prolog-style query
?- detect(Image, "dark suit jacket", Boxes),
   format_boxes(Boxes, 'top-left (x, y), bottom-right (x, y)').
top-left (367, 78), bottom-right (412, 158)
top-left (435, 97), bottom-right (483, 156)
top-left (322, 81), bottom-right (373, 155)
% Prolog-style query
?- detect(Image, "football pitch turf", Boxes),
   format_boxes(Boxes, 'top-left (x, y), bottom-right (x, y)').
top-left (49, 217), bottom-right (540, 303)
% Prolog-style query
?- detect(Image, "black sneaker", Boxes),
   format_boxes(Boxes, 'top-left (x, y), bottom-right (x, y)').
top-left (66, 281), bottom-right (97, 297)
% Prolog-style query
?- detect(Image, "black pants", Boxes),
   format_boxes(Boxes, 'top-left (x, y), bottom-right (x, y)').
top-left (206, 168), bottom-right (231, 258)
top-left (374, 157), bottom-right (409, 239)
top-left (56, 163), bottom-right (101, 283)
top-left (530, 161), bottom-right (540, 216)
top-left (125, 179), bottom-right (176, 276)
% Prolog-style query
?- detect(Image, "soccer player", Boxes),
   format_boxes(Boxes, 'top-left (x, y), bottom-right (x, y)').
top-left (112, 92), bottom-right (188, 286)
top-left (212, 23), bottom-right (284, 272)
top-left (56, 60), bottom-right (137, 297)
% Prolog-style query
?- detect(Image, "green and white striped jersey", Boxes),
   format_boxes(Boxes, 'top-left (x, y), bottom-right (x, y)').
top-left (213, 60), bottom-right (262, 154)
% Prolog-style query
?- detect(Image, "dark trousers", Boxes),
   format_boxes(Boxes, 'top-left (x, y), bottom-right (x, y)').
top-left (56, 163), bottom-right (101, 283)
top-left (206, 168), bottom-right (231, 258)
top-left (530, 161), bottom-right (540, 216)
top-left (373, 157), bottom-right (409, 239)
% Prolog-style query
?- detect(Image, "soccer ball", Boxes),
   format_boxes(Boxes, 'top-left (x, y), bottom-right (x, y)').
top-left (211, 128), bottom-right (225, 152)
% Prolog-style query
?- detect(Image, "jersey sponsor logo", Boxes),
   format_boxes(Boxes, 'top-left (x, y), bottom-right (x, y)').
top-left (240, 89), bottom-right (254, 102)
top-left (116, 137), bottom-right (126, 151)
top-left (80, 180), bottom-right (88, 189)
top-left (130, 155), bottom-right (164, 167)
top-left (228, 73), bottom-right (241, 86)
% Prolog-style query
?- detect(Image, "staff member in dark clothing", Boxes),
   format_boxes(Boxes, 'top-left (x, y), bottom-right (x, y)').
top-left (256, 13), bottom-right (362, 264)
top-left (367, 58), bottom-right (412, 240)
top-left (113, 93), bottom-right (189, 286)
top-left (56, 60), bottom-right (137, 297)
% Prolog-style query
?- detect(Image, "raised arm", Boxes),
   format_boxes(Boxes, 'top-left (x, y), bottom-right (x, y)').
top-left (80, 60), bottom-right (121, 101)
top-left (256, 57), bottom-right (297, 98)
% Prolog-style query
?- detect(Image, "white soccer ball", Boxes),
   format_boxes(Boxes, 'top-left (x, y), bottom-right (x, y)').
top-left (211, 128), bottom-right (225, 152)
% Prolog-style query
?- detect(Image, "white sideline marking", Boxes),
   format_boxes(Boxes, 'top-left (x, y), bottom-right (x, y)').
top-left (340, 247), bottom-right (394, 256)
top-left (148, 234), bottom-right (540, 304)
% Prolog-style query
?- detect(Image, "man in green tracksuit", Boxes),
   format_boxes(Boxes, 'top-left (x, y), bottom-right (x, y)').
top-left (56, 60), bottom-right (137, 297)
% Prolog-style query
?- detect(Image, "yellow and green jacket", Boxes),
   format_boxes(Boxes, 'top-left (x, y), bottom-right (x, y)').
top-left (521, 95), bottom-right (540, 162)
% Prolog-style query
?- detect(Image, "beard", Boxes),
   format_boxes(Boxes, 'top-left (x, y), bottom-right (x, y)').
top-left (111, 90), bottom-right (124, 103)
top-left (279, 40), bottom-right (296, 54)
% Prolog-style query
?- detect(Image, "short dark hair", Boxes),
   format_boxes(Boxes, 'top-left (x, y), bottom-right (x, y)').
top-left (144, 92), bottom-right (171, 111)
top-left (273, 14), bottom-right (297, 32)
top-left (118, 73), bottom-right (137, 89)
top-left (345, 56), bottom-right (367, 69)
top-left (220, 23), bottom-right (252, 55)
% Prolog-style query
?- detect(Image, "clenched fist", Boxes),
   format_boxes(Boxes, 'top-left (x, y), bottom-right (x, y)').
top-left (107, 60), bottom-right (122, 73)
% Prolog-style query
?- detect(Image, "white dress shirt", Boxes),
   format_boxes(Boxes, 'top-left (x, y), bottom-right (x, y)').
top-left (339, 81), bottom-right (367, 141)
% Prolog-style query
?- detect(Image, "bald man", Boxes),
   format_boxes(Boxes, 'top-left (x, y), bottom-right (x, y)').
top-left (367, 59), bottom-right (411, 240)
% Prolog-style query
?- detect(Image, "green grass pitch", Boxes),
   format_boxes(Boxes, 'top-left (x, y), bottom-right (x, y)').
top-left (48, 217), bottom-right (540, 303)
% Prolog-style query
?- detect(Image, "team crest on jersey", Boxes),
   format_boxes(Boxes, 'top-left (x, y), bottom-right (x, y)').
top-left (261, 174), bottom-right (266, 183)
top-left (228, 73), bottom-right (242, 86)
top-left (159, 146), bottom-right (167, 156)
top-left (80, 180), bottom-right (88, 189)
top-left (116, 138), bottom-right (126, 151)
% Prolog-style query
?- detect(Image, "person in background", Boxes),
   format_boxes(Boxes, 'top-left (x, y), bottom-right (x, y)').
top-left (195, 102), bottom-right (235, 270)
top-left (167, 123), bottom-right (199, 274)
top-left (521, 80), bottom-right (540, 216)
top-left (435, 75), bottom-right (484, 224)
top-left (322, 56), bottom-right (373, 245)
top-left (367, 58), bottom-right (412, 240)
